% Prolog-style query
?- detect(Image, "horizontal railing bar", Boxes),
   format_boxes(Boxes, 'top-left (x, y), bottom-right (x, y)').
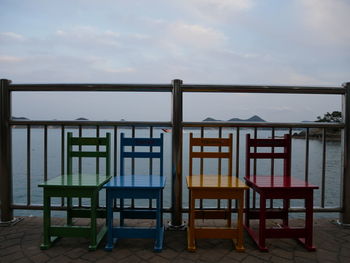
top-left (10, 120), bottom-right (172, 127)
top-left (9, 83), bottom-right (172, 92)
top-left (11, 204), bottom-right (341, 213)
top-left (183, 121), bottom-right (345, 129)
top-left (9, 82), bottom-right (345, 95)
top-left (11, 120), bottom-right (344, 129)
top-left (182, 84), bottom-right (345, 94)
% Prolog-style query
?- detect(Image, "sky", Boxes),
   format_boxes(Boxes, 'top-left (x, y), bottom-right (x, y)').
top-left (1, 0), bottom-right (349, 122)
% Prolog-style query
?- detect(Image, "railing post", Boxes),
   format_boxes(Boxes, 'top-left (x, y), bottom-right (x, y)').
top-left (0, 79), bottom-right (13, 222)
top-left (170, 79), bottom-right (183, 227)
top-left (341, 82), bottom-right (350, 224)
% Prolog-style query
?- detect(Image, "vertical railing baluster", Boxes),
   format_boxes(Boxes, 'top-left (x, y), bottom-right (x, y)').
top-left (217, 127), bottom-right (222, 209)
top-left (305, 128), bottom-right (310, 182)
top-left (131, 126), bottom-right (135, 209)
top-left (253, 128), bottom-right (257, 209)
top-left (270, 128), bottom-right (275, 209)
top-left (235, 127), bottom-right (240, 178)
top-left (235, 127), bottom-right (240, 210)
top-left (149, 126), bottom-right (154, 177)
top-left (44, 125), bottom-right (48, 181)
top-left (96, 126), bottom-right (100, 174)
top-left (27, 125), bottom-right (31, 206)
top-left (113, 126), bottom-right (118, 209)
top-left (341, 82), bottom-right (350, 223)
top-left (114, 126), bottom-right (118, 177)
top-left (171, 79), bottom-right (183, 227)
top-left (96, 126), bottom-right (101, 208)
top-left (200, 127), bottom-right (204, 210)
top-left (321, 128), bottom-right (327, 208)
top-left (0, 79), bottom-right (13, 222)
top-left (61, 125), bottom-right (65, 207)
top-left (149, 126), bottom-right (154, 209)
top-left (79, 126), bottom-right (82, 173)
top-left (79, 126), bottom-right (82, 207)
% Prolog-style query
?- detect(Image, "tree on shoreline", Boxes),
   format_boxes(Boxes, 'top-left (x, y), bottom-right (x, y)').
top-left (316, 111), bottom-right (342, 123)
top-left (293, 111), bottom-right (342, 139)
top-left (316, 111), bottom-right (342, 134)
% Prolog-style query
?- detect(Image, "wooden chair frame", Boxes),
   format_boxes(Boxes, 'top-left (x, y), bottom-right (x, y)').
top-left (39, 132), bottom-right (111, 250)
top-left (244, 133), bottom-right (318, 251)
top-left (186, 133), bottom-right (248, 252)
top-left (104, 133), bottom-right (166, 252)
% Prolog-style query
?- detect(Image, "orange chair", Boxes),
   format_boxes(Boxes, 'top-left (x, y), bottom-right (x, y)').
top-left (244, 134), bottom-right (318, 251)
top-left (186, 133), bottom-right (248, 252)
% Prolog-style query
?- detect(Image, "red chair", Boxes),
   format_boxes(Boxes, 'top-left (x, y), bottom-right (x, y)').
top-left (244, 134), bottom-right (318, 251)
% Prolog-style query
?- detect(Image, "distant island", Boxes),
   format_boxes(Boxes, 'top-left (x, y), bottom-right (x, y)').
top-left (12, 116), bottom-right (30, 120)
top-left (203, 115), bottom-right (266, 122)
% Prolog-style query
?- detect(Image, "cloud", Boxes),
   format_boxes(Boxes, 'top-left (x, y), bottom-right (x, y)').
top-left (166, 22), bottom-right (226, 50)
top-left (190, 0), bottom-right (253, 10)
top-left (297, 0), bottom-right (350, 45)
top-left (177, 0), bottom-right (255, 21)
top-left (103, 67), bottom-right (135, 73)
top-left (0, 32), bottom-right (26, 42)
top-left (0, 55), bottom-right (23, 63)
top-left (0, 32), bottom-right (25, 41)
top-left (55, 26), bottom-right (121, 47)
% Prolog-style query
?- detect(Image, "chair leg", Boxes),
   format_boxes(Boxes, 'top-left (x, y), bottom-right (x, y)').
top-left (258, 194), bottom-right (268, 252)
top-left (89, 191), bottom-right (98, 251)
top-left (283, 198), bottom-right (290, 227)
top-left (160, 192), bottom-right (164, 228)
top-left (303, 191), bottom-right (316, 251)
top-left (245, 189), bottom-right (250, 228)
top-left (187, 190), bottom-right (196, 252)
top-left (40, 192), bottom-right (51, 250)
top-left (67, 197), bottom-right (73, 226)
top-left (235, 193), bottom-right (245, 252)
top-left (120, 198), bottom-right (125, 227)
top-left (154, 191), bottom-right (163, 252)
top-left (105, 190), bottom-right (114, 251)
top-left (227, 199), bottom-right (232, 227)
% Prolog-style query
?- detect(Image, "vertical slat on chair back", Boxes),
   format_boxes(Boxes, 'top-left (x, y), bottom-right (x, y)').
top-left (67, 132), bottom-right (111, 175)
top-left (120, 133), bottom-right (164, 177)
top-left (245, 133), bottom-right (291, 179)
top-left (189, 133), bottom-right (233, 176)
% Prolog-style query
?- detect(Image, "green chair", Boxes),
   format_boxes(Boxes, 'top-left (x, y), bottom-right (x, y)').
top-left (39, 132), bottom-right (111, 250)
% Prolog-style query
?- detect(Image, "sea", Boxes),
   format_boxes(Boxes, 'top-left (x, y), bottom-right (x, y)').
top-left (11, 127), bottom-right (342, 219)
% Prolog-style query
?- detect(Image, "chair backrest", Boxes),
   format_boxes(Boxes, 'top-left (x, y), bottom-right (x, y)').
top-left (245, 133), bottom-right (291, 179)
top-left (120, 133), bottom-right (164, 177)
top-left (189, 133), bottom-right (233, 176)
top-left (67, 132), bottom-right (111, 175)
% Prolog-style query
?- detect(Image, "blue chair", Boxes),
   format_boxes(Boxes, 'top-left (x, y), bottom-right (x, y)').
top-left (104, 133), bottom-right (166, 252)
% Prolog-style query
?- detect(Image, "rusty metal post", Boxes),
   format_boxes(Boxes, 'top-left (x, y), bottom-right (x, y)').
top-left (170, 79), bottom-right (183, 227)
top-left (341, 82), bottom-right (350, 224)
top-left (0, 79), bottom-right (13, 223)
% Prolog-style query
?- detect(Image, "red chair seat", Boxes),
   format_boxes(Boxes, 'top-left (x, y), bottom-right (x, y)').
top-left (245, 175), bottom-right (318, 189)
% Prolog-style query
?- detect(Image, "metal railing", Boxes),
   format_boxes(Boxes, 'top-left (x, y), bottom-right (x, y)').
top-left (1, 78), bottom-right (349, 226)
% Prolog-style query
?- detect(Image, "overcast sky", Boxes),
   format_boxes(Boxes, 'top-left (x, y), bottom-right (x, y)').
top-left (1, 0), bottom-right (349, 121)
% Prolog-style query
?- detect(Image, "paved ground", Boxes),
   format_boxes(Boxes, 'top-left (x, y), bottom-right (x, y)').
top-left (1, 216), bottom-right (350, 262)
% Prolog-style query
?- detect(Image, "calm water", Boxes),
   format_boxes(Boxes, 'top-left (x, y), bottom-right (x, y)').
top-left (12, 127), bottom-right (342, 218)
